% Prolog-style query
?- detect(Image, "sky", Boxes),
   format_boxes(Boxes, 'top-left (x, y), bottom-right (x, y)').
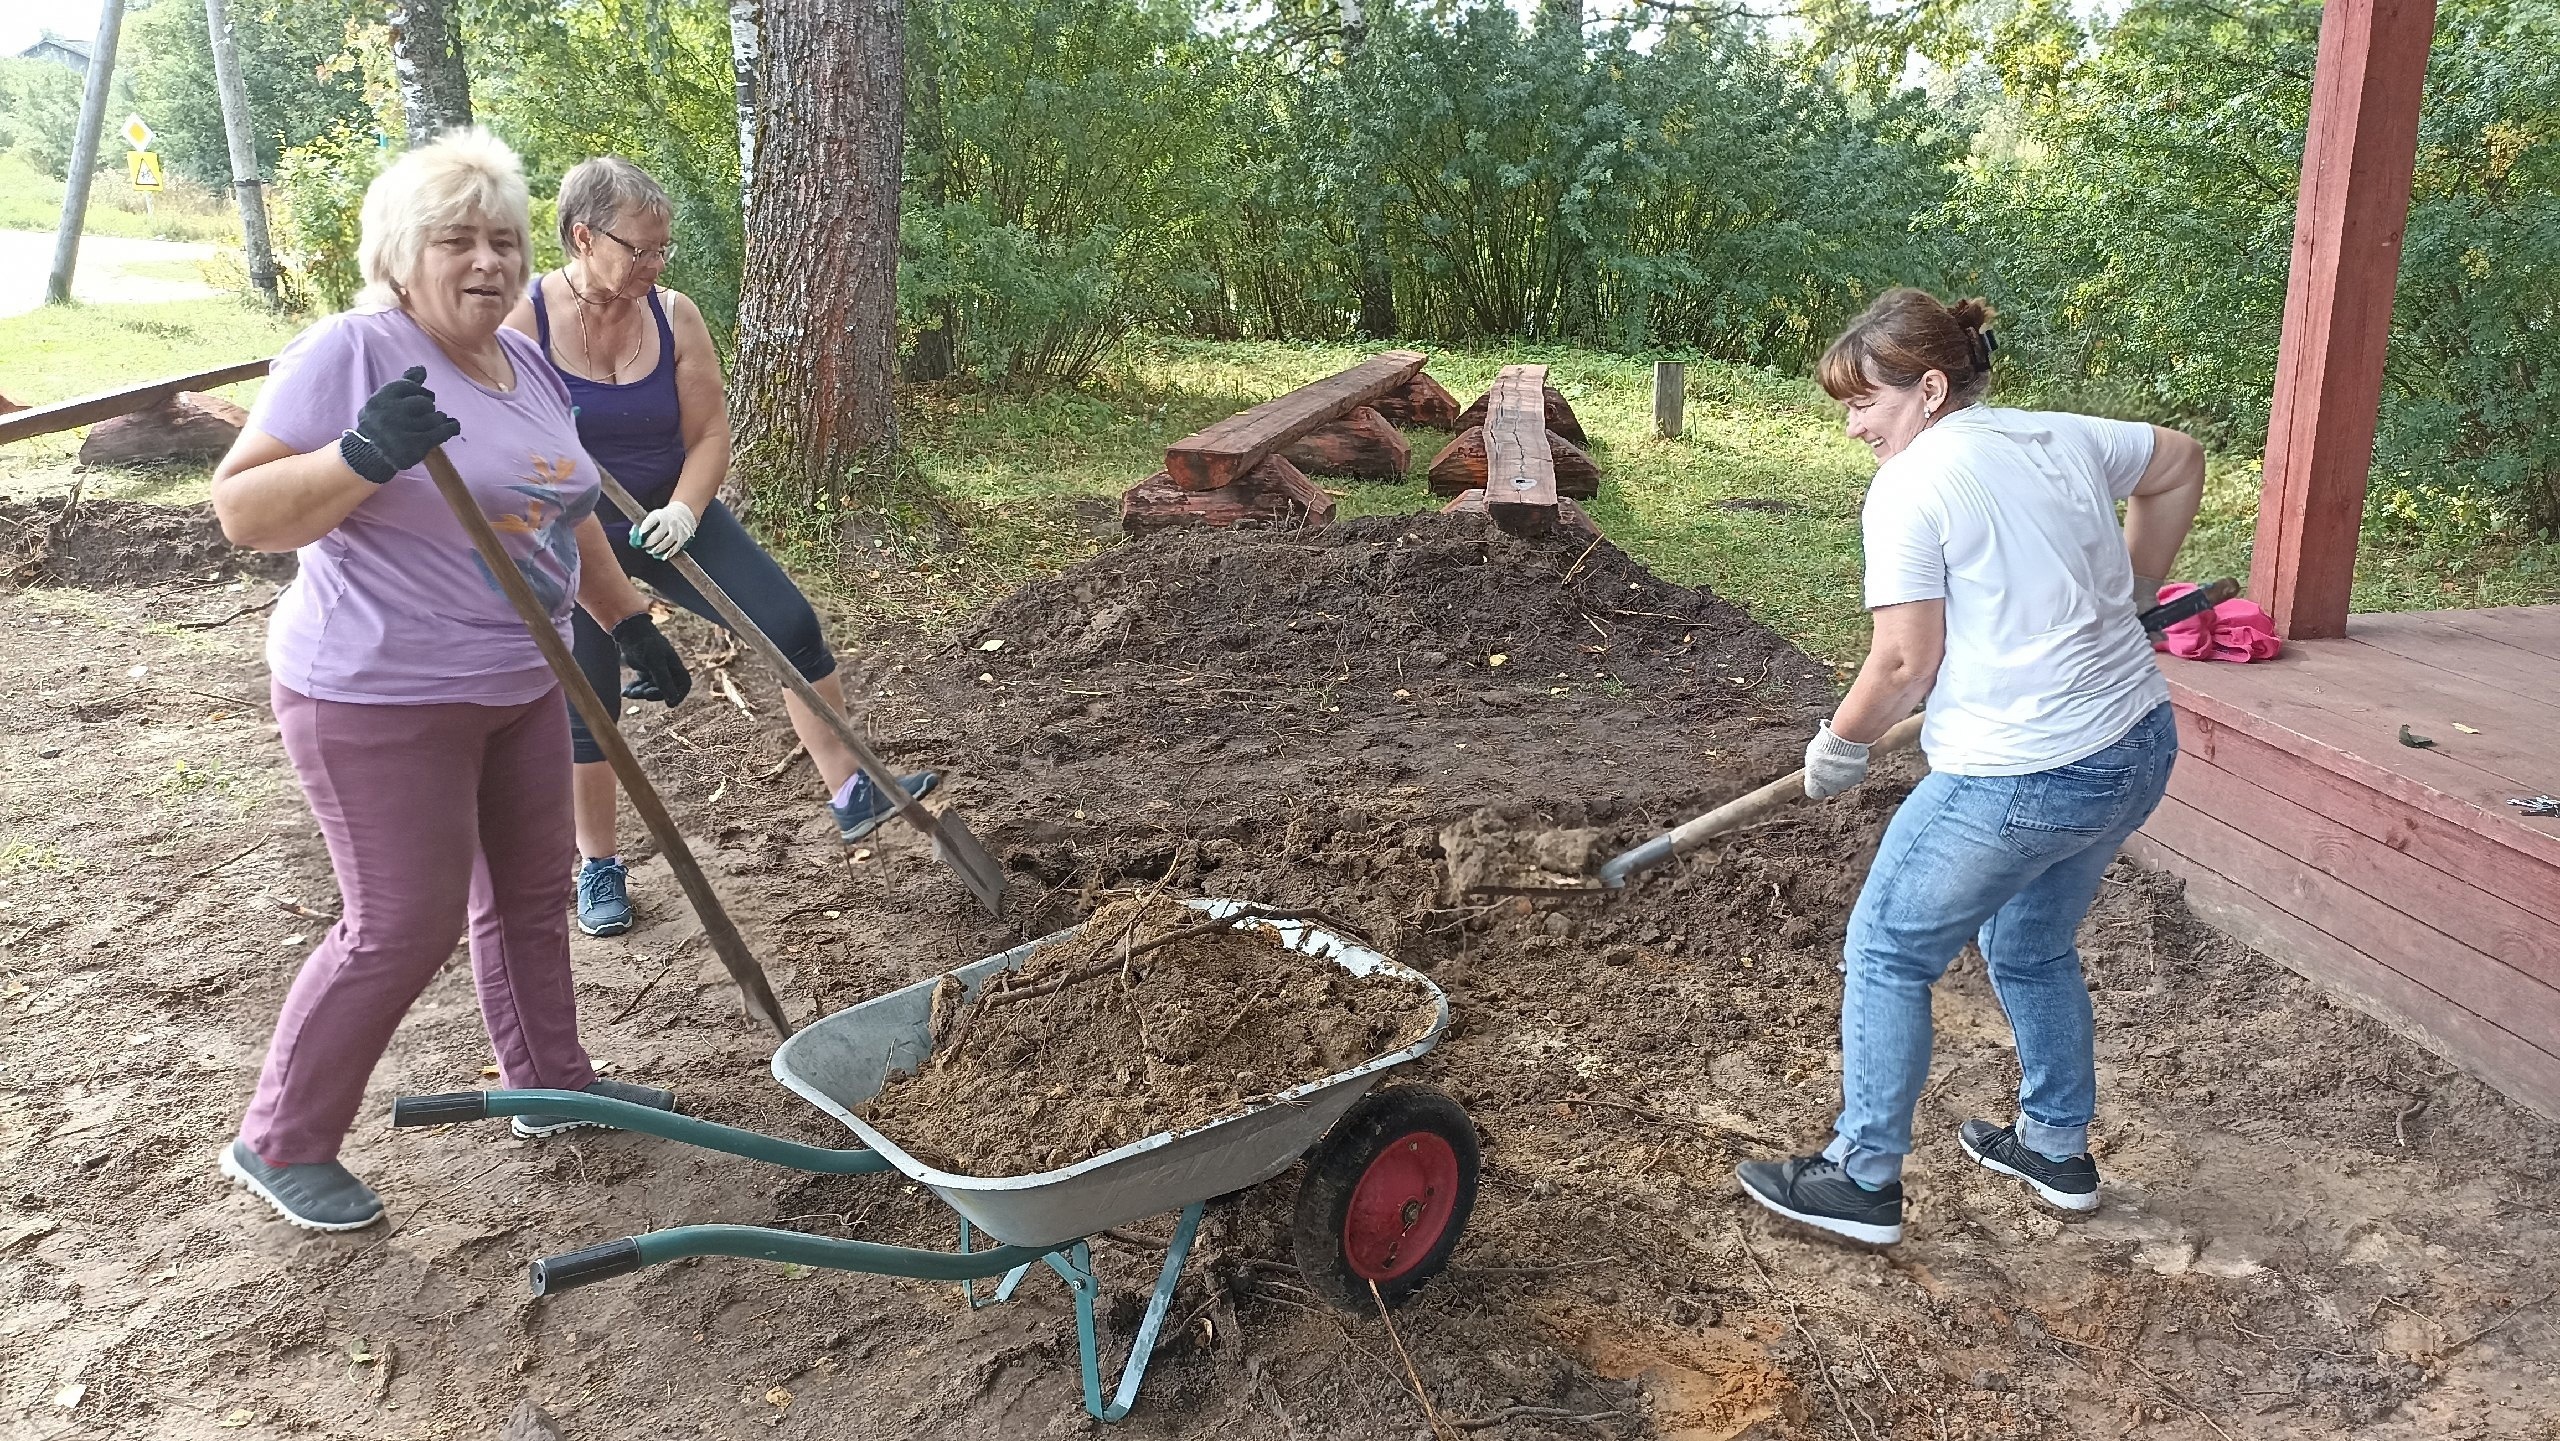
top-left (4, 0), bottom-right (110, 59)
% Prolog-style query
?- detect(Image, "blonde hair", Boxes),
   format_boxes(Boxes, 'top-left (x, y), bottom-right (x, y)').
top-left (355, 128), bottom-right (533, 311)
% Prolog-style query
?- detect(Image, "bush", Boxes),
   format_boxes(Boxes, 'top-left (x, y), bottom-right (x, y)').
top-left (0, 58), bottom-right (85, 178)
top-left (273, 122), bottom-right (387, 311)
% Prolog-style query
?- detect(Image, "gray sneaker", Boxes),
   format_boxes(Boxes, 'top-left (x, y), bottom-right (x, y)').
top-left (511, 1077), bottom-right (679, 1139)
top-left (220, 1138), bottom-right (385, 1231)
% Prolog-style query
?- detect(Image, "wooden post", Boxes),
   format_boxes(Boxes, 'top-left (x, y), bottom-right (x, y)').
top-left (2249, 0), bottom-right (2435, 640)
top-left (1652, 361), bottom-right (1685, 440)
top-left (46, 0), bottom-right (127, 307)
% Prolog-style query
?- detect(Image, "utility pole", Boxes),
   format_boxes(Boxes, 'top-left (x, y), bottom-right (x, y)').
top-left (205, 0), bottom-right (280, 304)
top-left (47, 0), bottom-right (129, 306)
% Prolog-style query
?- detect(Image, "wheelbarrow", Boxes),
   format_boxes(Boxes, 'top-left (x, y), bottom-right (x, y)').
top-left (390, 899), bottom-right (1480, 1422)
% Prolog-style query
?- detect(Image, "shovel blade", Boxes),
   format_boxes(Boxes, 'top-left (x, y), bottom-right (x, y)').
top-left (928, 809), bottom-right (1010, 915)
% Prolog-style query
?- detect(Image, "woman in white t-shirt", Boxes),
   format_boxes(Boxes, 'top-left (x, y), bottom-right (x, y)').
top-left (1737, 290), bottom-right (2205, 1246)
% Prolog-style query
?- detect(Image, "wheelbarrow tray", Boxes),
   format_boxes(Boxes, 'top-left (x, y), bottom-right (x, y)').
top-left (770, 897), bottom-right (1448, 1249)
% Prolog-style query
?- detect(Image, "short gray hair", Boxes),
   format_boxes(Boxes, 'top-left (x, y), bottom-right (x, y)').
top-left (557, 155), bottom-right (673, 254)
top-left (355, 128), bottom-right (532, 311)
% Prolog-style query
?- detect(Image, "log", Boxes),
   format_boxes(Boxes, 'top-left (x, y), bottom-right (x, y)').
top-left (1282, 405), bottom-right (1409, 480)
top-left (1442, 488), bottom-right (1599, 541)
top-left (1453, 382), bottom-right (1585, 445)
top-left (1122, 455), bottom-right (1336, 534)
top-left (1426, 426), bottom-right (1598, 499)
top-left (1370, 371), bottom-right (1460, 429)
top-left (76, 391), bottom-right (247, 466)
top-left (0, 393), bottom-right (23, 416)
top-left (1163, 350), bottom-right (1426, 491)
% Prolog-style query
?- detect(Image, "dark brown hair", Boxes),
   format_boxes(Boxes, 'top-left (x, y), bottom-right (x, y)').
top-left (1817, 288), bottom-right (1997, 405)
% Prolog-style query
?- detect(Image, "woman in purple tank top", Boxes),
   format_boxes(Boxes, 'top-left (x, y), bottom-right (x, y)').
top-left (504, 157), bottom-right (936, 938)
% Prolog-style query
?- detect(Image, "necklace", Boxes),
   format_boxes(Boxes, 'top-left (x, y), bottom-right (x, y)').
top-left (563, 268), bottom-right (646, 383)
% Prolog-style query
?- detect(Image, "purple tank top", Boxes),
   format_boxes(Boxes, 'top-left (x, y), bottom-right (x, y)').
top-left (529, 278), bottom-right (684, 524)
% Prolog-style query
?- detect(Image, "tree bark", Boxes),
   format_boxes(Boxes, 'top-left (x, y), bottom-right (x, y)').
top-left (727, 0), bottom-right (761, 217)
top-left (1283, 405), bottom-right (1408, 480)
top-left (1122, 457), bottom-right (1336, 535)
top-left (1454, 382), bottom-right (1586, 445)
top-left (390, 0), bottom-right (473, 145)
top-left (1427, 426), bottom-right (1599, 499)
top-left (205, 0), bottom-right (279, 305)
top-left (731, 0), bottom-right (907, 517)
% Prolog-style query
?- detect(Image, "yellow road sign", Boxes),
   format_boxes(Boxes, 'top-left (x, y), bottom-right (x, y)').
top-left (121, 114), bottom-right (155, 152)
top-left (128, 151), bottom-right (163, 191)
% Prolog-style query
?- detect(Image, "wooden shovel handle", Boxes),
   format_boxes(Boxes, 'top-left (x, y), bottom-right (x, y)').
top-left (1598, 712), bottom-right (1926, 887)
top-left (592, 469), bottom-right (935, 839)
top-left (420, 448), bottom-right (792, 1039)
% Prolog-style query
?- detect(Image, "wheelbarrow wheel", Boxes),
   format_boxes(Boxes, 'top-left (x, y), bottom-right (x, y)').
top-left (1291, 1085), bottom-right (1478, 1312)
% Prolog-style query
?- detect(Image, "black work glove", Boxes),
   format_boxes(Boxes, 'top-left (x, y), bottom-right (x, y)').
top-left (612, 613), bottom-right (692, 707)
top-left (340, 365), bottom-right (461, 483)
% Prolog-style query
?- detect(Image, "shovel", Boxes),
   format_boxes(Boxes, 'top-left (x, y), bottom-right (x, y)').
top-left (594, 468), bottom-right (1008, 916)
top-left (421, 447), bottom-right (794, 1038)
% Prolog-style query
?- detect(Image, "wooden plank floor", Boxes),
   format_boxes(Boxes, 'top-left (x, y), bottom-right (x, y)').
top-left (2132, 605), bottom-right (2560, 1119)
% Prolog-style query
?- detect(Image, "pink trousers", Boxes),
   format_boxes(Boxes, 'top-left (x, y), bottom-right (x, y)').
top-left (241, 682), bottom-right (595, 1164)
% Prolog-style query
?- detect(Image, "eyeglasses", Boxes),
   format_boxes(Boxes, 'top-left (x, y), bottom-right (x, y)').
top-left (594, 225), bottom-right (679, 266)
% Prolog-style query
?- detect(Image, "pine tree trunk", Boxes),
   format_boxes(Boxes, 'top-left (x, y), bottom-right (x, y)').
top-left (731, 0), bottom-right (906, 517)
top-left (390, 0), bottom-right (473, 144)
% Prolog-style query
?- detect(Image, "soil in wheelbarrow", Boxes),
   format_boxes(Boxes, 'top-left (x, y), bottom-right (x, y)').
top-left (859, 895), bottom-right (1440, 1176)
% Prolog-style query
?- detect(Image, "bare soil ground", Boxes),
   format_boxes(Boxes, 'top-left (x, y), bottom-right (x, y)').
top-left (2, 500), bottom-right (2555, 1441)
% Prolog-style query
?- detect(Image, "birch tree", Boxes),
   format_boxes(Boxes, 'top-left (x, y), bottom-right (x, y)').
top-left (390, 0), bottom-right (472, 144)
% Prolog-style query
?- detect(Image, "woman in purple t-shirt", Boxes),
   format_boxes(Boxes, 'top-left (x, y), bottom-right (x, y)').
top-left (208, 131), bottom-right (689, 1232)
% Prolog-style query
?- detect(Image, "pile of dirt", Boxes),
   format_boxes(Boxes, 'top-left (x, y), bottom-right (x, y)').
top-left (0, 496), bottom-right (295, 588)
top-left (862, 896), bottom-right (1439, 1177)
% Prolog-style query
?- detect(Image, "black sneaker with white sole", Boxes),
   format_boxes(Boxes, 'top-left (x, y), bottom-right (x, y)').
top-left (220, 1138), bottom-right (385, 1231)
top-left (1957, 1119), bottom-right (2100, 1211)
top-left (1736, 1154), bottom-right (1904, 1245)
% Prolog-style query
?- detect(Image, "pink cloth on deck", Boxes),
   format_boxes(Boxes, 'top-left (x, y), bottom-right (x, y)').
top-left (2153, 583), bottom-right (2283, 663)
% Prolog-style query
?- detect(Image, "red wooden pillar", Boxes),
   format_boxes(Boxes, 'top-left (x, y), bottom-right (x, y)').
top-left (2251, 0), bottom-right (2435, 640)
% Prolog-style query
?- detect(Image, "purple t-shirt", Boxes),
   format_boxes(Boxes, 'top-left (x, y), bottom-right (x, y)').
top-left (248, 307), bottom-right (601, 705)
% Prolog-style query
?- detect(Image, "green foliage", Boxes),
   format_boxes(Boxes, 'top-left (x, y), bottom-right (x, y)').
top-left (1952, 0), bottom-right (2560, 534)
top-left (900, 0), bottom-right (1234, 383)
top-left (272, 120), bottom-right (387, 311)
top-left (0, 57), bottom-right (86, 177)
top-left (469, 0), bottom-right (747, 337)
top-left (123, 0), bottom-right (374, 185)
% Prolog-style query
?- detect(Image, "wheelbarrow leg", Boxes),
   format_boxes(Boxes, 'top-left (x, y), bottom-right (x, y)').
top-left (958, 1218), bottom-right (1035, 1310)
top-left (1045, 1202), bottom-right (1203, 1423)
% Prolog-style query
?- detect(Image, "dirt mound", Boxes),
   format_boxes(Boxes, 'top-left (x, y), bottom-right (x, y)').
top-left (0, 497), bottom-right (294, 588)
top-left (968, 512), bottom-right (1804, 696)
top-left (862, 897), bottom-right (1439, 1176)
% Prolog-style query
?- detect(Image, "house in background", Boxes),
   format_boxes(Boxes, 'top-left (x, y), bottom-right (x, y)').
top-left (14, 32), bottom-right (94, 76)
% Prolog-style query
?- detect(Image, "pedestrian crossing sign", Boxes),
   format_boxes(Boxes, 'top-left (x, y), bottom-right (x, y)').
top-left (128, 151), bottom-right (163, 191)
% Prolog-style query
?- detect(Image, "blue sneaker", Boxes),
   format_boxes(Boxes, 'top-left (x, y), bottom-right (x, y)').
top-left (574, 856), bottom-right (634, 937)
top-left (831, 771), bottom-right (941, 843)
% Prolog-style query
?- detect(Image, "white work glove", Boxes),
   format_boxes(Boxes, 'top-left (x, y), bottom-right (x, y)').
top-left (631, 500), bottom-right (698, 559)
top-left (1804, 721), bottom-right (1872, 799)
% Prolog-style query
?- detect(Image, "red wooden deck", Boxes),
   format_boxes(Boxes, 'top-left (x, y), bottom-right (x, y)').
top-left (2127, 605), bottom-right (2560, 1118)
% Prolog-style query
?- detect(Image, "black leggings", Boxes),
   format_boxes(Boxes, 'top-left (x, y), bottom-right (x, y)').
top-left (570, 499), bottom-right (837, 764)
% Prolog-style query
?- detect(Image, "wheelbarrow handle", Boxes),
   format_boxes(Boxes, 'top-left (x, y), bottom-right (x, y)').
top-left (530, 1224), bottom-right (1058, 1297)
top-left (389, 1089), bottom-right (895, 1176)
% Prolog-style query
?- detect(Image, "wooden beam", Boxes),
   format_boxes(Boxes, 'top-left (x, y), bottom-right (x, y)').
top-left (0, 358), bottom-right (274, 447)
top-left (1481, 365), bottom-right (1558, 535)
top-left (1162, 350), bottom-right (1425, 491)
top-left (2250, 0), bottom-right (2436, 639)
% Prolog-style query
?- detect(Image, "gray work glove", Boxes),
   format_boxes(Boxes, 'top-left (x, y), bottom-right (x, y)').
top-left (2133, 572), bottom-right (2166, 611)
top-left (1804, 721), bottom-right (1871, 799)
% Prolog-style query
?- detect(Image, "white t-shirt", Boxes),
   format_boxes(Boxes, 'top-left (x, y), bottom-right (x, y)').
top-left (1862, 405), bottom-right (2171, 776)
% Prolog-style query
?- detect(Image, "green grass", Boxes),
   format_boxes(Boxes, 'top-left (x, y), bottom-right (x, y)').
top-left (0, 296), bottom-right (304, 503)
top-left (0, 150), bottom-right (241, 245)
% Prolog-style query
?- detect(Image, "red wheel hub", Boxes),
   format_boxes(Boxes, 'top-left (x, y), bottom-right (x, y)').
top-left (1342, 1130), bottom-right (1460, 1281)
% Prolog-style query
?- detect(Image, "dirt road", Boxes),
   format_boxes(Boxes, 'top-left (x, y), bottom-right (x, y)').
top-left (0, 230), bottom-right (220, 318)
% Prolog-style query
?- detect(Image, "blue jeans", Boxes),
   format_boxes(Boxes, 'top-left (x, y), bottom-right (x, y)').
top-left (1824, 703), bottom-right (2177, 1187)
